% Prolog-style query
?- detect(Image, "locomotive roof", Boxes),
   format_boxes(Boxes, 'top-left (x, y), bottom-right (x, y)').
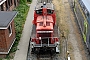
top-left (0, 11), bottom-right (17, 29)
top-left (35, 3), bottom-right (54, 10)
top-left (82, 0), bottom-right (90, 13)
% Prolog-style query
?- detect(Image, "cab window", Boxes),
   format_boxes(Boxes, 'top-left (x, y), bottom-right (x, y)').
top-left (36, 9), bottom-right (42, 14)
top-left (47, 9), bottom-right (53, 14)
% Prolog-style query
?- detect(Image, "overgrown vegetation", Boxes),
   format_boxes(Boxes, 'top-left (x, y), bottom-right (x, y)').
top-left (27, 0), bottom-right (32, 4)
top-left (27, 0), bottom-right (32, 2)
top-left (20, 0), bottom-right (26, 4)
top-left (4, 0), bottom-right (32, 59)
top-left (11, 4), bottom-right (29, 53)
top-left (0, 58), bottom-right (2, 60)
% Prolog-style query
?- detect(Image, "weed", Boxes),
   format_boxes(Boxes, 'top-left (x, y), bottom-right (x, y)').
top-left (0, 58), bottom-right (2, 60)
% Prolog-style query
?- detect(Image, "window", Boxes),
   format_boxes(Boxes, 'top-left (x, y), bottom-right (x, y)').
top-left (36, 9), bottom-right (42, 14)
top-left (8, 25), bottom-right (12, 37)
top-left (47, 9), bottom-right (53, 14)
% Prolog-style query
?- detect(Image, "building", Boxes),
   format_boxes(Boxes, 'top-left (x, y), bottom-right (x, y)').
top-left (0, 11), bottom-right (17, 57)
top-left (0, 0), bottom-right (19, 11)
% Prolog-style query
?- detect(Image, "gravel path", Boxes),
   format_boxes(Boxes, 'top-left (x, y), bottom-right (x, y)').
top-left (63, 0), bottom-right (82, 60)
top-left (53, 0), bottom-right (87, 60)
top-left (14, 0), bottom-right (37, 60)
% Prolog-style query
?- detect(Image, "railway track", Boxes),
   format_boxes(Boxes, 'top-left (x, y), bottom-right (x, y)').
top-left (27, 35), bottom-right (67, 60)
top-left (37, 54), bottom-right (52, 60)
top-left (26, 0), bottom-right (68, 60)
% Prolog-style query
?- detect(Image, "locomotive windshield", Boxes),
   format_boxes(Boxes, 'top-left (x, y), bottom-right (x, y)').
top-left (36, 9), bottom-right (53, 14)
top-left (36, 9), bottom-right (42, 14)
top-left (47, 9), bottom-right (53, 14)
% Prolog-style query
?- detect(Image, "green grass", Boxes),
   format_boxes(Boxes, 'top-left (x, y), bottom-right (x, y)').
top-left (11, 4), bottom-right (29, 53)
top-left (0, 58), bottom-right (2, 60)
top-left (27, 0), bottom-right (32, 3)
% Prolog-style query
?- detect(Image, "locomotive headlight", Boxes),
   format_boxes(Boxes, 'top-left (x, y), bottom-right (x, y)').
top-left (39, 37), bottom-right (41, 40)
top-left (57, 42), bottom-right (59, 45)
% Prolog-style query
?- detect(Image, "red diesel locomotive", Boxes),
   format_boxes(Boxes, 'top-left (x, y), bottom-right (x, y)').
top-left (30, 2), bottom-right (60, 55)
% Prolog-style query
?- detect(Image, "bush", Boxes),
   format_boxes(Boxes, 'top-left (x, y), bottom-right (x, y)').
top-left (10, 4), bottom-right (29, 53)
top-left (27, 0), bottom-right (32, 2)
top-left (20, 0), bottom-right (26, 4)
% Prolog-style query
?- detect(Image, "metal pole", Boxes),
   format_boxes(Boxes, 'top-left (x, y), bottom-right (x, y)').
top-left (48, 38), bottom-right (49, 46)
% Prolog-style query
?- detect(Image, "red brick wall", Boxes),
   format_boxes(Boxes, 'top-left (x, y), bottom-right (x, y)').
top-left (0, 20), bottom-right (15, 53)
top-left (0, 30), bottom-right (7, 52)
top-left (5, 20), bottom-right (15, 52)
